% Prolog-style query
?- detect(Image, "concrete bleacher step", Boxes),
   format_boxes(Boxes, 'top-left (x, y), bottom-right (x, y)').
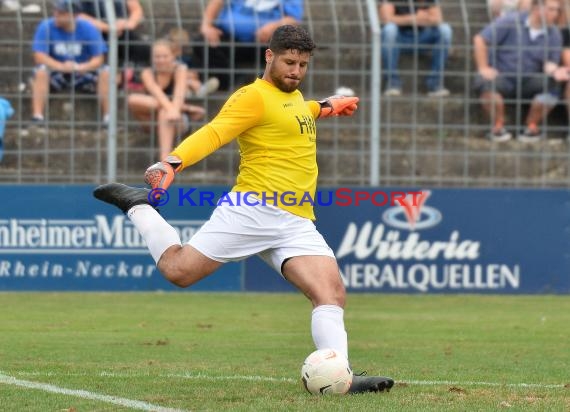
top-left (0, 125), bottom-right (231, 184)
top-left (0, 9), bottom-right (42, 90)
top-left (4, 119), bottom-right (569, 186)
top-left (9, 93), bottom-right (133, 124)
top-left (316, 131), bottom-right (570, 187)
top-left (1, 0), bottom-right (569, 186)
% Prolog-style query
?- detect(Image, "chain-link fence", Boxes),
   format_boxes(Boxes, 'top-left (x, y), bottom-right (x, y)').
top-left (1, 0), bottom-right (569, 187)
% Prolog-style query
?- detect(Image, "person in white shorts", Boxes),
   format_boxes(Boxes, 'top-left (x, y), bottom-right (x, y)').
top-left (94, 25), bottom-right (394, 394)
top-left (188, 192), bottom-right (335, 274)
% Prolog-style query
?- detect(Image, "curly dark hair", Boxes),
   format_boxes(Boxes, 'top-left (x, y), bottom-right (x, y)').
top-left (268, 25), bottom-right (316, 55)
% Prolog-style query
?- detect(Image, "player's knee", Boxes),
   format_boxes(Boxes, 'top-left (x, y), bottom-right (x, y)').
top-left (159, 264), bottom-right (202, 288)
top-left (167, 272), bottom-right (194, 288)
top-left (159, 264), bottom-right (195, 288)
top-left (161, 269), bottom-right (194, 288)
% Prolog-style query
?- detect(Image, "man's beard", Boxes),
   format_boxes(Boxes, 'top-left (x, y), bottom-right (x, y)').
top-left (269, 67), bottom-right (300, 93)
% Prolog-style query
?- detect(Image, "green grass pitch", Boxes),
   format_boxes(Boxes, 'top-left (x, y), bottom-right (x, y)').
top-left (0, 293), bottom-right (568, 411)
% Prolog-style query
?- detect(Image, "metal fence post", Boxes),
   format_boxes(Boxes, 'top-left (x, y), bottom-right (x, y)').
top-left (366, 0), bottom-right (381, 186)
top-left (104, 0), bottom-right (118, 182)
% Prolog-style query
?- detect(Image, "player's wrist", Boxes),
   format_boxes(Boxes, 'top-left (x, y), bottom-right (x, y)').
top-left (318, 95), bottom-right (359, 118)
top-left (317, 98), bottom-right (332, 110)
top-left (164, 155), bottom-right (183, 171)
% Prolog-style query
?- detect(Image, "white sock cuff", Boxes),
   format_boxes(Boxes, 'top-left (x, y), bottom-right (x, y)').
top-left (127, 203), bottom-right (154, 217)
top-left (127, 205), bottom-right (181, 264)
top-left (312, 304), bottom-right (344, 317)
top-left (311, 304), bottom-right (347, 359)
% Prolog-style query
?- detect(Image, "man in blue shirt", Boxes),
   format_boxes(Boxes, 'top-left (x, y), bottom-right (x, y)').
top-left (194, 0), bottom-right (304, 90)
top-left (473, 0), bottom-right (568, 142)
top-left (30, 0), bottom-right (109, 126)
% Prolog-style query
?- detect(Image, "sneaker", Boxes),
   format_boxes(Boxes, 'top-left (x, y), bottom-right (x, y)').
top-left (28, 116), bottom-right (47, 134)
top-left (517, 127), bottom-right (541, 143)
top-left (93, 183), bottom-right (153, 214)
top-left (486, 127), bottom-right (512, 142)
top-left (384, 87), bottom-right (402, 97)
top-left (348, 372), bottom-right (394, 394)
top-left (22, 3), bottom-right (41, 13)
top-left (2, 0), bottom-right (20, 11)
top-left (195, 77), bottom-right (220, 98)
top-left (427, 87), bottom-right (450, 97)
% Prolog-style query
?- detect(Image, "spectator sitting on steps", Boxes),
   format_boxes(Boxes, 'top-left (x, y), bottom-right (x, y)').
top-left (473, 0), bottom-right (568, 142)
top-left (128, 39), bottom-right (206, 160)
top-left (193, 0), bottom-right (304, 90)
top-left (30, 0), bottom-right (110, 128)
top-left (167, 27), bottom-right (220, 99)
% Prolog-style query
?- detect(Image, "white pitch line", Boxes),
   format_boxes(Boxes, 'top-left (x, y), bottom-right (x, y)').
top-left (172, 375), bottom-right (567, 390)
top-left (0, 372), bottom-right (187, 412)
top-left (400, 379), bottom-right (566, 389)
top-left (167, 372), bottom-right (298, 383)
top-left (11, 370), bottom-right (567, 390)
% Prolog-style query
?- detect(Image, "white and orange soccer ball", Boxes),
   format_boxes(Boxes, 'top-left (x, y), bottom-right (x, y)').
top-left (301, 348), bottom-right (353, 395)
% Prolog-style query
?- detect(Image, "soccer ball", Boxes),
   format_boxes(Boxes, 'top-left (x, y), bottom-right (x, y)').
top-left (301, 348), bottom-right (353, 395)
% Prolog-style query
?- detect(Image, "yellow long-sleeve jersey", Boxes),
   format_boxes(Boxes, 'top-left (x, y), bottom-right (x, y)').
top-left (172, 78), bottom-right (322, 220)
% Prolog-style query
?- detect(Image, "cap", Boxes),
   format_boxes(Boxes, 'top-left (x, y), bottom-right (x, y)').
top-left (52, 0), bottom-right (81, 14)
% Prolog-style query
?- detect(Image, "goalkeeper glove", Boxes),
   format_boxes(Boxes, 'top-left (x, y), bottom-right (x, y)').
top-left (318, 95), bottom-right (359, 118)
top-left (144, 155), bottom-right (183, 190)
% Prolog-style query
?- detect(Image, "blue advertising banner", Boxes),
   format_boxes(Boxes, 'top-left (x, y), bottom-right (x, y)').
top-left (0, 185), bottom-right (241, 291)
top-left (2, 186), bottom-right (570, 293)
top-left (245, 188), bottom-right (570, 294)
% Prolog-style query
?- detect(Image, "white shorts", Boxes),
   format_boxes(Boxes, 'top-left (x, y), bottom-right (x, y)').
top-left (187, 192), bottom-right (335, 274)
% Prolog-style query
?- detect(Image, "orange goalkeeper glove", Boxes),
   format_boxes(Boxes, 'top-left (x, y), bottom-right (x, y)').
top-left (144, 155), bottom-right (183, 190)
top-left (318, 95), bottom-right (359, 118)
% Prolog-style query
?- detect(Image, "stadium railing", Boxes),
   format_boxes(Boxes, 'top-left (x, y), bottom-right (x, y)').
top-left (1, 0), bottom-right (569, 188)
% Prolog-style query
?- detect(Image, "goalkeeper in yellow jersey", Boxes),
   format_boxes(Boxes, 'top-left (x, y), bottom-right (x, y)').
top-left (94, 25), bottom-right (393, 394)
